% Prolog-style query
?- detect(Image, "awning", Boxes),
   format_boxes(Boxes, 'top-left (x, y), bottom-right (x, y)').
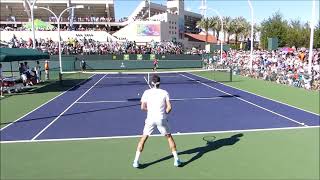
top-left (185, 33), bottom-right (218, 43)
top-left (0, 48), bottom-right (50, 62)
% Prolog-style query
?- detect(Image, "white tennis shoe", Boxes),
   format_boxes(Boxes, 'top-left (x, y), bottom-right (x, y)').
top-left (132, 161), bottom-right (140, 168)
top-left (174, 159), bottom-right (182, 167)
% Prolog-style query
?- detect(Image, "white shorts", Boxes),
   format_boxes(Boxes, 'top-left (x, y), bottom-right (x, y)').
top-left (21, 74), bottom-right (27, 81)
top-left (143, 119), bottom-right (170, 136)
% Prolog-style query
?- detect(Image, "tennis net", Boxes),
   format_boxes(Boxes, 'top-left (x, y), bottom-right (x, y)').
top-left (60, 68), bottom-right (232, 86)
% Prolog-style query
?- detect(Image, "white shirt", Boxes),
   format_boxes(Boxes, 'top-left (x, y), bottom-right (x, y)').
top-left (141, 88), bottom-right (170, 121)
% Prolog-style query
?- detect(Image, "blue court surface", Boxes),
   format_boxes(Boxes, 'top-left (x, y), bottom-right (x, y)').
top-left (1, 73), bottom-right (319, 142)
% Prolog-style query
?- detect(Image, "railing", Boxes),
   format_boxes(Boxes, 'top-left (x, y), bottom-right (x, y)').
top-left (128, 0), bottom-right (147, 22)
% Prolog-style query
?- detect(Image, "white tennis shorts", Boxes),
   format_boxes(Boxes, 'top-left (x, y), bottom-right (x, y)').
top-left (143, 119), bottom-right (170, 135)
top-left (21, 74), bottom-right (27, 81)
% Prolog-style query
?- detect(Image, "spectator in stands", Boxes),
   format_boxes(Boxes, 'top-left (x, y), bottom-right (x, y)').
top-left (44, 60), bottom-right (50, 80)
top-left (23, 62), bottom-right (33, 86)
top-left (34, 61), bottom-right (41, 83)
top-left (81, 58), bottom-right (87, 72)
top-left (19, 63), bottom-right (27, 86)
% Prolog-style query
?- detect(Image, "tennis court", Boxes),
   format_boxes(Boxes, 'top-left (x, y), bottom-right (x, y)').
top-left (1, 70), bottom-right (319, 179)
top-left (1, 70), bottom-right (319, 142)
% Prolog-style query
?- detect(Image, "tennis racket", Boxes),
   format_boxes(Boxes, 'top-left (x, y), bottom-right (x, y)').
top-left (202, 135), bottom-right (216, 143)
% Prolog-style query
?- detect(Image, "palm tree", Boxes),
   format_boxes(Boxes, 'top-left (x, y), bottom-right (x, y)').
top-left (223, 16), bottom-right (232, 43)
top-left (210, 16), bottom-right (221, 40)
top-left (241, 20), bottom-right (251, 41)
top-left (316, 20), bottom-right (320, 29)
top-left (253, 24), bottom-right (261, 42)
top-left (231, 17), bottom-right (247, 46)
top-left (196, 18), bottom-right (211, 44)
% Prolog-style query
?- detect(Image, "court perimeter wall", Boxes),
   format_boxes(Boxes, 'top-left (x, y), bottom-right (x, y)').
top-left (2, 54), bottom-right (203, 72)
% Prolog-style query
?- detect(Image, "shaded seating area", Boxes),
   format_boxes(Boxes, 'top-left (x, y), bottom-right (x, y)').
top-left (0, 48), bottom-right (50, 94)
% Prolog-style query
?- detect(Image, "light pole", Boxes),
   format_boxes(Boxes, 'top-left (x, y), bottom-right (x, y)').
top-left (207, 7), bottom-right (224, 61)
top-left (308, 0), bottom-right (316, 75)
top-left (26, 0), bottom-right (38, 49)
top-left (248, 0), bottom-right (254, 70)
top-left (34, 5), bottom-right (84, 77)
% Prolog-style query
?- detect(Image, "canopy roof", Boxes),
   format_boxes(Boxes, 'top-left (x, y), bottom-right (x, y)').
top-left (0, 48), bottom-right (50, 62)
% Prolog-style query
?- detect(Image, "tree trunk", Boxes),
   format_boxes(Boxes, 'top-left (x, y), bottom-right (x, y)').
top-left (235, 34), bottom-right (238, 45)
top-left (216, 30), bottom-right (219, 43)
top-left (227, 33), bottom-right (230, 44)
top-left (206, 31), bottom-right (208, 44)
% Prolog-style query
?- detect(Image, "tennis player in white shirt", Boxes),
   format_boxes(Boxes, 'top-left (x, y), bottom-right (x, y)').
top-left (133, 74), bottom-right (181, 168)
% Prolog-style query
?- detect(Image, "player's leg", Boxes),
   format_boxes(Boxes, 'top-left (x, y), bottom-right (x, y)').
top-left (136, 135), bottom-right (149, 152)
top-left (165, 134), bottom-right (181, 167)
top-left (133, 135), bottom-right (148, 168)
top-left (157, 120), bottom-right (182, 167)
top-left (133, 122), bottom-right (155, 168)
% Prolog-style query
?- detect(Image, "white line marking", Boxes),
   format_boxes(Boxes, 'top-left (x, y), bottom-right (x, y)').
top-left (180, 74), bottom-right (308, 127)
top-left (30, 74), bottom-right (107, 140)
top-left (159, 75), bottom-right (181, 78)
top-left (144, 76), bottom-right (151, 88)
top-left (1, 126), bottom-right (319, 144)
top-left (172, 97), bottom-right (223, 101)
top-left (105, 77), bottom-right (139, 79)
top-left (76, 97), bottom-right (224, 104)
top-left (77, 100), bottom-right (130, 103)
top-left (190, 72), bottom-right (320, 116)
top-left (0, 75), bottom-right (95, 131)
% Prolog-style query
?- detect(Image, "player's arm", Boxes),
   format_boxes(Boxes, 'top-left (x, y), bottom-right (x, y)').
top-left (165, 98), bottom-right (172, 114)
top-left (141, 102), bottom-right (147, 111)
top-left (141, 91), bottom-right (148, 111)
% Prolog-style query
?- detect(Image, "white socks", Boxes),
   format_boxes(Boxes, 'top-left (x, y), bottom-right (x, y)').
top-left (172, 151), bottom-right (179, 160)
top-left (134, 151), bottom-right (141, 163)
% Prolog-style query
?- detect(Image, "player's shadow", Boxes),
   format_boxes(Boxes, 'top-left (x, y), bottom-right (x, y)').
top-left (139, 133), bottom-right (243, 169)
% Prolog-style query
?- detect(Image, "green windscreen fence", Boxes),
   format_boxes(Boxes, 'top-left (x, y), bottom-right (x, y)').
top-left (1, 54), bottom-right (204, 80)
top-left (57, 55), bottom-right (203, 72)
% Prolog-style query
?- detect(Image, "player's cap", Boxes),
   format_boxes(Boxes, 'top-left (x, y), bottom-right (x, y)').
top-left (151, 74), bottom-right (160, 85)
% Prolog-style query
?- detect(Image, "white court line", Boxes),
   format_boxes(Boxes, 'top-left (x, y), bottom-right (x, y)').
top-left (105, 77), bottom-right (139, 79)
top-left (180, 74), bottom-right (308, 127)
top-left (158, 75), bottom-right (181, 78)
top-left (190, 72), bottom-right (319, 116)
top-left (76, 97), bottom-right (223, 104)
top-left (30, 74), bottom-right (107, 141)
top-left (1, 126), bottom-right (319, 144)
top-left (77, 100), bottom-right (130, 103)
top-left (0, 74), bottom-right (95, 131)
top-left (144, 76), bottom-right (152, 88)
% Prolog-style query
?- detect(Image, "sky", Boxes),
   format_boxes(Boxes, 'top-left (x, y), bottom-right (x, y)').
top-left (114, 0), bottom-right (320, 25)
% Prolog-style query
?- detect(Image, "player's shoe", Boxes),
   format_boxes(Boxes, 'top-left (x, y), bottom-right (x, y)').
top-left (174, 159), bottom-right (182, 167)
top-left (132, 161), bottom-right (140, 168)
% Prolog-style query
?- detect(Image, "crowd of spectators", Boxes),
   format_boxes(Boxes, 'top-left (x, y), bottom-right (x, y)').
top-left (212, 48), bottom-right (320, 90)
top-left (5, 35), bottom-right (184, 55)
top-left (1, 24), bottom-right (113, 32)
top-left (48, 16), bottom-right (115, 23)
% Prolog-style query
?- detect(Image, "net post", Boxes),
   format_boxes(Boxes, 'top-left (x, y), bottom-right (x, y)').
top-left (147, 72), bottom-right (150, 84)
top-left (230, 67), bottom-right (233, 82)
top-left (59, 72), bottom-right (63, 85)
